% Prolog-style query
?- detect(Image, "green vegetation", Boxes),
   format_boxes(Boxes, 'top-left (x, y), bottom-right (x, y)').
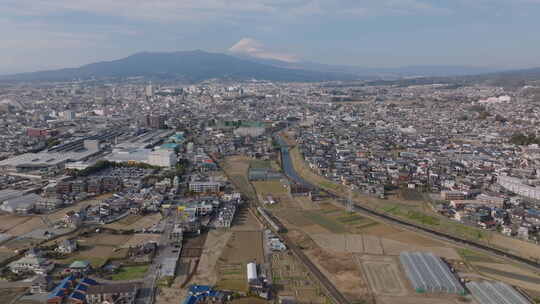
top-left (250, 159), bottom-right (272, 169)
top-left (111, 265), bottom-right (149, 280)
top-left (46, 138), bottom-right (61, 148)
top-left (303, 211), bottom-right (348, 233)
top-left (337, 214), bottom-right (365, 223)
top-left (510, 132), bottom-right (540, 146)
top-left (458, 248), bottom-right (497, 263)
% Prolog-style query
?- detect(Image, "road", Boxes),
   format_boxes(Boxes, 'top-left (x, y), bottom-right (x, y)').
top-left (277, 134), bottom-right (540, 273)
top-left (135, 210), bottom-right (178, 304)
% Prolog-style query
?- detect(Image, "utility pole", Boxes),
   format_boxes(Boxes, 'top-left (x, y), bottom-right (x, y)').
top-left (347, 185), bottom-right (354, 212)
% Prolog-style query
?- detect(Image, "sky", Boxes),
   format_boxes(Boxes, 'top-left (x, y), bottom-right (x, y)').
top-left (1, 0), bottom-right (540, 74)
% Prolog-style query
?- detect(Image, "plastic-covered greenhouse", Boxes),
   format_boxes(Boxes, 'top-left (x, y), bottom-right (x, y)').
top-left (467, 281), bottom-right (530, 304)
top-left (400, 252), bottom-right (465, 294)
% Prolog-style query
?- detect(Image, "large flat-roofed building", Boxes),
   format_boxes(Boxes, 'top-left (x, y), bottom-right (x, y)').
top-left (148, 150), bottom-right (176, 168)
top-left (0, 149), bottom-right (100, 172)
top-left (106, 147), bottom-right (176, 168)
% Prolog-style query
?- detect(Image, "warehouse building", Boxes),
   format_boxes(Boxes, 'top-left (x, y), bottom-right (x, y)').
top-left (400, 252), bottom-right (464, 294)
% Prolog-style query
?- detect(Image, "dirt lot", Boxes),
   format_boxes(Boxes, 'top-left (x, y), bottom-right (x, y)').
top-left (105, 213), bottom-right (162, 231)
top-left (357, 255), bottom-right (407, 296)
top-left (190, 230), bottom-right (232, 286)
top-left (5, 217), bottom-right (46, 236)
top-left (121, 233), bottom-right (161, 248)
top-left (220, 231), bottom-right (264, 264)
top-left (0, 215), bottom-right (33, 233)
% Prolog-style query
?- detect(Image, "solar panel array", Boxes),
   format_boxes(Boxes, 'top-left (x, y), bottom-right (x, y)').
top-left (400, 252), bottom-right (465, 294)
top-left (467, 281), bottom-right (530, 304)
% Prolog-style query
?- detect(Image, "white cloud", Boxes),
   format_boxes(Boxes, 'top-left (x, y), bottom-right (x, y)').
top-left (229, 38), bottom-right (299, 62)
top-left (0, 0), bottom-right (456, 23)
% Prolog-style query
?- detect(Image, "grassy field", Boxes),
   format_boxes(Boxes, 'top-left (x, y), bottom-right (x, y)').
top-left (221, 156), bottom-right (258, 202)
top-left (111, 265), bottom-right (149, 280)
top-left (303, 211), bottom-right (348, 233)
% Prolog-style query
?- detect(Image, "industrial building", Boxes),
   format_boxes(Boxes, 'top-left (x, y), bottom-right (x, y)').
top-left (148, 149), bottom-right (177, 167)
top-left (400, 252), bottom-right (464, 294)
top-left (466, 281), bottom-right (530, 304)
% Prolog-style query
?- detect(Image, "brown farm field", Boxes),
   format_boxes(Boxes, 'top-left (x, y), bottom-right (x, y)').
top-left (105, 213), bottom-right (162, 231)
top-left (220, 231), bottom-right (264, 264)
top-left (272, 251), bottom-right (326, 304)
top-left (55, 232), bottom-right (130, 268)
top-left (0, 215), bottom-right (34, 233)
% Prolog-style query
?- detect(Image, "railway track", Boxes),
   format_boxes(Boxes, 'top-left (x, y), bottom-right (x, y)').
top-left (280, 234), bottom-right (351, 304)
top-left (278, 137), bottom-right (540, 272)
top-left (210, 153), bottom-right (351, 304)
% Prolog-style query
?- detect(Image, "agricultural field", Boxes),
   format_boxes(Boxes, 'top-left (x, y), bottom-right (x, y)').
top-left (356, 255), bottom-right (407, 297)
top-left (220, 231), bottom-right (264, 264)
top-left (190, 230), bottom-right (232, 286)
top-left (5, 217), bottom-right (47, 236)
top-left (55, 232), bottom-right (131, 268)
top-left (221, 156), bottom-right (258, 202)
top-left (287, 230), bottom-right (372, 302)
top-left (0, 288), bottom-right (26, 304)
top-left (273, 204), bottom-right (376, 235)
top-left (105, 213), bottom-right (162, 231)
top-left (110, 265), bottom-right (148, 280)
top-left (0, 215), bottom-right (33, 233)
top-left (271, 251), bottom-right (326, 304)
top-left (215, 214), bottom-right (264, 293)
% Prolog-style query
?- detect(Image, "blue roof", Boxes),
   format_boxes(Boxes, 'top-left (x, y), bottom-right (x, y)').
top-left (47, 288), bottom-right (65, 300)
top-left (189, 285), bottom-right (212, 294)
top-left (182, 285), bottom-right (224, 304)
top-left (47, 276), bottom-right (76, 300)
top-left (69, 291), bottom-right (86, 301)
top-left (81, 277), bottom-right (98, 286)
top-left (75, 284), bottom-right (88, 292)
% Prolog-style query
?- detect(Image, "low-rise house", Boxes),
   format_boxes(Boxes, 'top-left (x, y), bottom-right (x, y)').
top-left (57, 239), bottom-right (78, 254)
top-left (9, 250), bottom-right (54, 275)
top-left (68, 260), bottom-right (91, 275)
top-left (85, 282), bottom-right (140, 304)
top-left (30, 275), bottom-right (53, 294)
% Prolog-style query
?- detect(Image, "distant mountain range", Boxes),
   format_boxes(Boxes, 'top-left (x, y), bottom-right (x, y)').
top-left (1, 50), bottom-right (537, 83)
top-left (0, 50), bottom-right (357, 83)
top-left (236, 55), bottom-right (501, 78)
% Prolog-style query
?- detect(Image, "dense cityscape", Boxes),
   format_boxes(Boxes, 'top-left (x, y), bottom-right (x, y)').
top-left (0, 76), bottom-right (539, 304)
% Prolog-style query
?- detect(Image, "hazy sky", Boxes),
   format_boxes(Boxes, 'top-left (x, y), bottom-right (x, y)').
top-left (2, 0), bottom-right (540, 73)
